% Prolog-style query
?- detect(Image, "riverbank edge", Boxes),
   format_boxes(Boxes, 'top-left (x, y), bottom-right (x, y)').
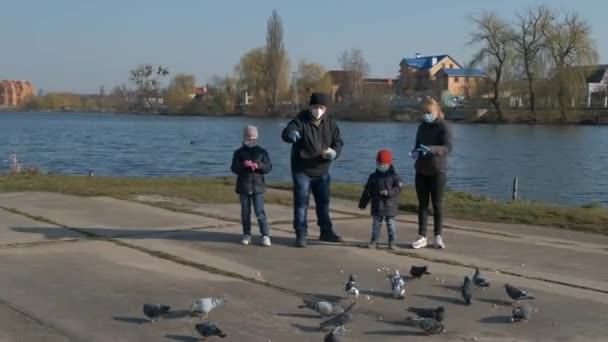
top-left (4, 108), bottom-right (607, 125)
top-left (0, 174), bottom-right (606, 235)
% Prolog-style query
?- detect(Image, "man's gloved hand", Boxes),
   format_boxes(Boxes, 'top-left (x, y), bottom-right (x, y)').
top-left (419, 144), bottom-right (431, 155)
top-left (409, 150), bottom-right (420, 160)
top-left (323, 148), bottom-right (337, 160)
top-left (380, 190), bottom-right (389, 196)
top-left (289, 130), bottom-right (300, 143)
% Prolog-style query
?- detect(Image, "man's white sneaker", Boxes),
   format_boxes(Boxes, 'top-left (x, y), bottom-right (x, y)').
top-left (411, 236), bottom-right (428, 249)
top-left (433, 235), bottom-right (446, 249)
top-left (241, 235), bottom-right (251, 245)
top-left (262, 236), bottom-right (271, 247)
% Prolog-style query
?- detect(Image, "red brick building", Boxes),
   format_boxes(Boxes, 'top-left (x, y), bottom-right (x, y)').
top-left (0, 80), bottom-right (34, 106)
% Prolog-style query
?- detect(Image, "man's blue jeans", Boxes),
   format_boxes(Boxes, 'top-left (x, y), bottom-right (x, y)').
top-left (239, 193), bottom-right (269, 236)
top-left (292, 172), bottom-right (333, 237)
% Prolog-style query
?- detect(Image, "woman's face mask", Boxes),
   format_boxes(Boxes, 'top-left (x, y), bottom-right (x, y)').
top-left (422, 112), bottom-right (437, 123)
top-left (376, 163), bottom-right (390, 172)
top-left (243, 137), bottom-right (257, 148)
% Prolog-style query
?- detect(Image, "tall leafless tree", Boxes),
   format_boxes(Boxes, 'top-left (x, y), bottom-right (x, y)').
top-left (468, 11), bottom-right (513, 122)
top-left (265, 10), bottom-right (285, 112)
top-left (542, 11), bottom-right (598, 122)
top-left (129, 64), bottom-right (170, 112)
top-left (511, 6), bottom-right (553, 117)
top-left (338, 48), bottom-right (369, 100)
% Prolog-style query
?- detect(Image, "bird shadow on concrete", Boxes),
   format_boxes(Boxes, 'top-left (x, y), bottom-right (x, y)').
top-left (479, 315), bottom-right (512, 324)
top-left (364, 330), bottom-right (425, 336)
top-left (433, 284), bottom-right (461, 292)
top-left (112, 316), bottom-right (149, 325)
top-left (163, 310), bottom-right (194, 320)
top-left (275, 312), bottom-right (319, 319)
top-left (291, 323), bottom-right (320, 333)
top-left (360, 289), bottom-right (395, 300)
top-left (165, 335), bottom-right (199, 342)
top-left (477, 298), bottom-right (512, 307)
top-left (415, 294), bottom-right (462, 305)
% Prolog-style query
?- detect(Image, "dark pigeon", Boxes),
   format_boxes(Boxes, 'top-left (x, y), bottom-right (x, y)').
top-left (505, 284), bottom-right (535, 301)
top-left (409, 265), bottom-right (431, 279)
top-left (461, 276), bottom-right (473, 305)
top-left (195, 322), bottom-right (227, 338)
top-left (142, 303), bottom-right (171, 322)
top-left (511, 301), bottom-right (535, 322)
top-left (320, 302), bottom-right (357, 331)
top-left (407, 306), bottom-right (445, 322)
top-left (324, 326), bottom-right (345, 342)
top-left (473, 268), bottom-right (490, 288)
top-left (405, 317), bottom-right (446, 335)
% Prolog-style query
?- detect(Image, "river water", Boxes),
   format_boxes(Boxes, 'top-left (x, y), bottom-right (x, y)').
top-left (0, 112), bottom-right (606, 206)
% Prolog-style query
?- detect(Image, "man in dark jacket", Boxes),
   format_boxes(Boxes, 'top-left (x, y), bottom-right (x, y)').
top-left (231, 125), bottom-right (273, 247)
top-left (281, 93), bottom-right (344, 247)
top-left (358, 149), bottom-right (402, 250)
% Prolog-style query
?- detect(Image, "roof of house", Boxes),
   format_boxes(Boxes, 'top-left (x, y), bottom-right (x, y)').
top-left (586, 64), bottom-right (608, 83)
top-left (401, 54), bottom-right (455, 69)
top-left (440, 68), bottom-right (487, 77)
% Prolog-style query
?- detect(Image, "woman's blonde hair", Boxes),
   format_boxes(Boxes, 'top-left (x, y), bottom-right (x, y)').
top-left (421, 98), bottom-right (444, 119)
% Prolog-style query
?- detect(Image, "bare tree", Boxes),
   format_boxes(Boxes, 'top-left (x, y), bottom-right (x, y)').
top-left (338, 48), bottom-right (369, 100)
top-left (542, 11), bottom-right (598, 122)
top-left (511, 6), bottom-right (553, 117)
top-left (129, 64), bottom-right (170, 112)
top-left (265, 10), bottom-right (286, 112)
top-left (468, 11), bottom-right (513, 121)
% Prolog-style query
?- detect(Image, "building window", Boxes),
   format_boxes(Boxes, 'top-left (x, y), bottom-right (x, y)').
top-left (454, 77), bottom-right (459, 83)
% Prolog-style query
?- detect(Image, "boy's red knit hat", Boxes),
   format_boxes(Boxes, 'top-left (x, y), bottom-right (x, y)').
top-left (376, 149), bottom-right (393, 165)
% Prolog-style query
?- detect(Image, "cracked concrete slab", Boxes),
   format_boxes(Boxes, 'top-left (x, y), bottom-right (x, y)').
top-left (0, 301), bottom-right (70, 342)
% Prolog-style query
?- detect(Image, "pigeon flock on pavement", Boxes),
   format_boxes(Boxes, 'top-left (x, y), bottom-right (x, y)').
top-left (140, 265), bottom-right (537, 340)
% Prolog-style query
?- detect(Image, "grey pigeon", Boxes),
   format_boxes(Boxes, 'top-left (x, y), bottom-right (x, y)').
top-left (298, 298), bottom-right (344, 317)
top-left (407, 306), bottom-right (445, 322)
top-left (320, 302), bottom-right (357, 331)
top-left (195, 322), bottom-right (226, 338)
top-left (505, 284), bottom-right (535, 301)
top-left (388, 270), bottom-right (406, 299)
top-left (473, 268), bottom-right (490, 288)
top-left (410, 265), bottom-right (431, 279)
top-left (191, 297), bottom-right (226, 318)
top-left (344, 274), bottom-right (359, 298)
top-left (142, 303), bottom-right (170, 322)
top-left (461, 276), bottom-right (473, 305)
top-left (324, 326), bottom-right (345, 342)
top-left (511, 301), bottom-right (535, 323)
top-left (405, 317), bottom-right (446, 335)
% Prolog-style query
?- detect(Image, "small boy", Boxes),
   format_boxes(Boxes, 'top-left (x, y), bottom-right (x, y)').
top-left (358, 149), bottom-right (403, 250)
top-left (230, 125), bottom-right (273, 246)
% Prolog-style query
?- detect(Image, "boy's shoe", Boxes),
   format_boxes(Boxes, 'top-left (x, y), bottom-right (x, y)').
top-left (411, 236), bottom-right (427, 249)
top-left (295, 235), bottom-right (307, 248)
top-left (433, 235), bottom-right (446, 249)
top-left (261, 236), bottom-right (271, 247)
top-left (367, 239), bottom-right (378, 249)
top-left (388, 240), bottom-right (396, 250)
top-left (241, 235), bottom-right (252, 245)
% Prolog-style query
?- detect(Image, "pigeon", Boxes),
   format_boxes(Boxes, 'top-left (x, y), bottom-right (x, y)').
top-left (461, 276), bottom-right (473, 305)
top-left (142, 303), bottom-right (171, 322)
top-left (409, 265), bottom-right (431, 279)
top-left (511, 301), bottom-right (535, 323)
top-left (473, 268), bottom-right (490, 288)
top-left (195, 322), bottom-right (227, 338)
top-left (324, 326), bottom-right (345, 342)
top-left (505, 284), bottom-right (535, 301)
top-left (320, 302), bottom-right (357, 331)
top-left (345, 274), bottom-right (359, 298)
top-left (405, 317), bottom-right (446, 335)
top-left (298, 298), bottom-right (344, 317)
top-left (387, 270), bottom-right (406, 299)
top-left (191, 297), bottom-right (226, 318)
top-left (406, 306), bottom-right (445, 322)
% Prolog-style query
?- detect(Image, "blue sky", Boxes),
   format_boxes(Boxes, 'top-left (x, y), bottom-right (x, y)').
top-left (1, 0), bottom-right (606, 93)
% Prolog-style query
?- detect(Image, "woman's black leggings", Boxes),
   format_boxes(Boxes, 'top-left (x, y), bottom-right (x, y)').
top-left (415, 172), bottom-right (447, 236)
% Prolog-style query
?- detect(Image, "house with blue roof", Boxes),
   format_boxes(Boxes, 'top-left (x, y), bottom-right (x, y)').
top-left (398, 53), bottom-right (487, 98)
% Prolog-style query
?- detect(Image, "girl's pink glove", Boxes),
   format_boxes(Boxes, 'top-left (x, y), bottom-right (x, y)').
top-left (243, 160), bottom-right (253, 168)
top-left (250, 162), bottom-right (259, 170)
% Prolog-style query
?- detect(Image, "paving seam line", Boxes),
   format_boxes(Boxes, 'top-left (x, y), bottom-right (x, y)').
top-left (0, 297), bottom-right (73, 341)
top-left (4, 206), bottom-right (608, 297)
top-left (0, 238), bottom-right (84, 249)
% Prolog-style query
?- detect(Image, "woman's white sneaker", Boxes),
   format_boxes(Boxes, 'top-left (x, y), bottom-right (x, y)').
top-left (262, 236), bottom-right (272, 247)
top-left (411, 236), bottom-right (428, 249)
top-left (433, 235), bottom-right (446, 249)
top-left (241, 235), bottom-right (252, 245)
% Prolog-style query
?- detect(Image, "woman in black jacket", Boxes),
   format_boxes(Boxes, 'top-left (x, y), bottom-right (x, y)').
top-left (410, 98), bottom-right (453, 249)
